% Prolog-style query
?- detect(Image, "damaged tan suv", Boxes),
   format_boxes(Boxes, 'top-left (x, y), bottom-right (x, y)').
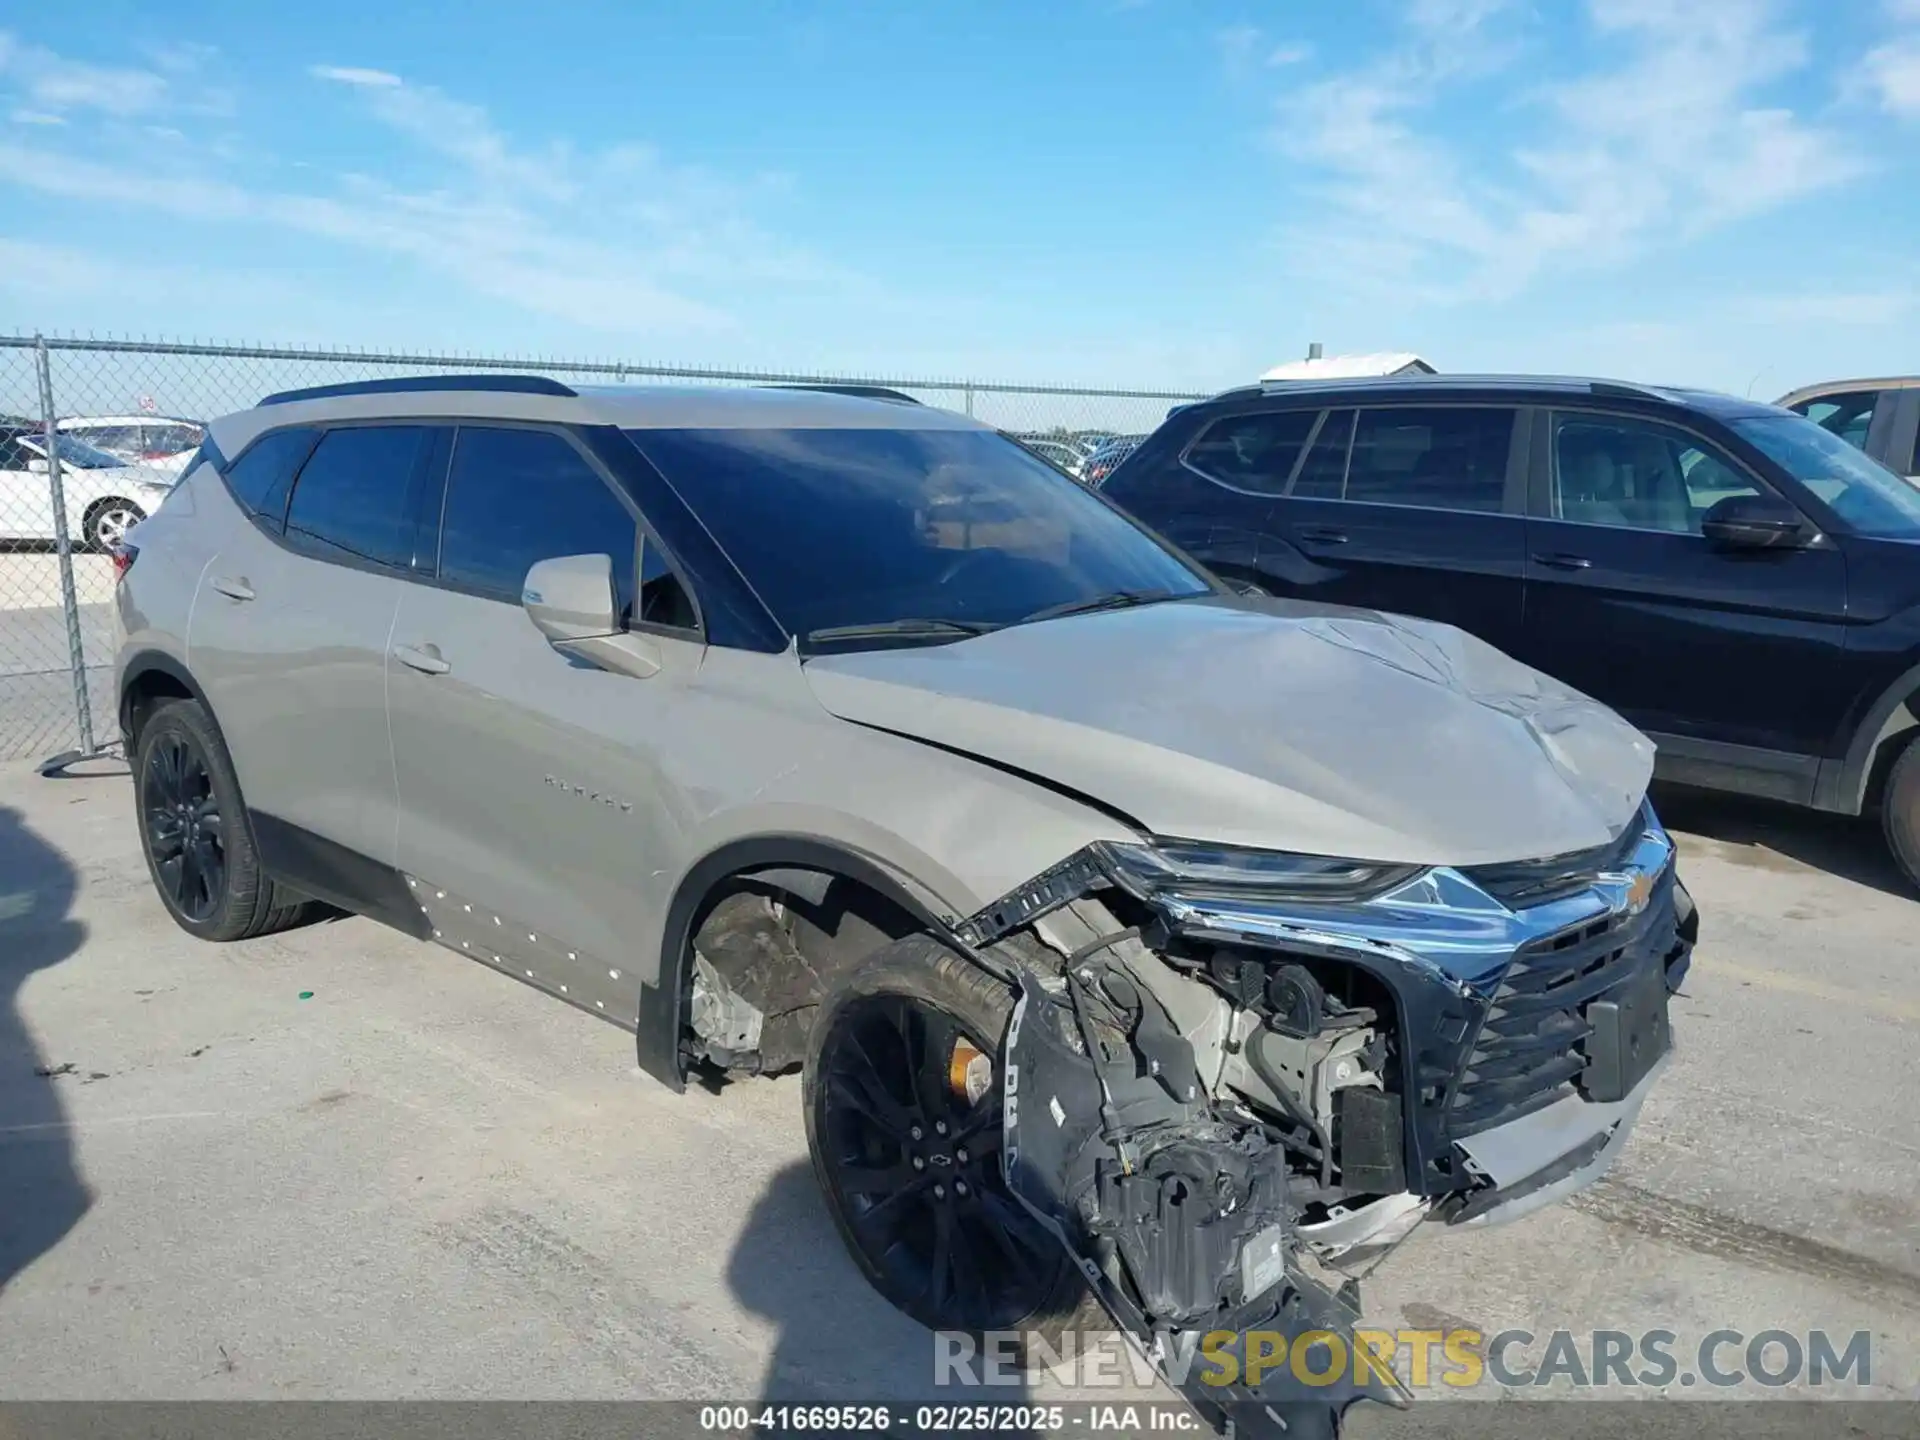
top-left (114, 376), bottom-right (1695, 1436)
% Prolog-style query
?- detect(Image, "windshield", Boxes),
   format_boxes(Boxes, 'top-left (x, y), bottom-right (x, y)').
top-left (23, 434), bottom-right (127, 469)
top-left (1734, 413), bottom-right (1920, 540)
top-left (630, 426), bottom-right (1211, 644)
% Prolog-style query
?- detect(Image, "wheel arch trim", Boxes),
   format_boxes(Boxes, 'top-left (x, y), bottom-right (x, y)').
top-left (1815, 658), bottom-right (1920, 814)
top-left (637, 833), bottom-right (963, 1091)
top-left (118, 648), bottom-right (210, 748)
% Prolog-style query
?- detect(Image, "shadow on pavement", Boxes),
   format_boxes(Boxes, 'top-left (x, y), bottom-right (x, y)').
top-left (725, 1159), bottom-right (1035, 1411)
top-left (0, 801), bottom-right (92, 1293)
top-left (1650, 782), bottom-right (1913, 901)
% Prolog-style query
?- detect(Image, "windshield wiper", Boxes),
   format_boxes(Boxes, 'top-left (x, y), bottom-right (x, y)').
top-left (804, 617), bottom-right (1000, 647)
top-left (1018, 589), bottom-right (1184, 625)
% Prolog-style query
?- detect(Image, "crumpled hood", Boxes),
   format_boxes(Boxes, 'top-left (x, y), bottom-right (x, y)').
top-left (803, 596), bottom-right (1655, 866)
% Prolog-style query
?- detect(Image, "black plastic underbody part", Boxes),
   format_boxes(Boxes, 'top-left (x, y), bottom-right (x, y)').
top-left (1334, 1087), bottom-right (1406, 1194)
top-left (248, 812), bottom-right (433, 940)
top-left (1002, 972), bottom-right (1401, 1437)
top-left (1581, 962), bottom-right (1671, 1103)
top-left (1093, 1134), bottom-right (1293, 1321)
top-left (953, 847), bottom-right (1111, 947)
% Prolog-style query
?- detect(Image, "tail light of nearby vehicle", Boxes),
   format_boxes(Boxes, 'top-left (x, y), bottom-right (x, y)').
top-left (111, 543), bottom-right (138, 582)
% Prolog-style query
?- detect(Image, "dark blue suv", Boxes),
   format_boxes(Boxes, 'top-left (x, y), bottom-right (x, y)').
top-left (1098, 375), bottom-right (1920, 889)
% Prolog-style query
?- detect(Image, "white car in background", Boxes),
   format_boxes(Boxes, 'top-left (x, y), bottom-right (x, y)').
top-left (0, 425), bottom-right (177, 550)
top-left (57, 415), bottom-right (206, 476)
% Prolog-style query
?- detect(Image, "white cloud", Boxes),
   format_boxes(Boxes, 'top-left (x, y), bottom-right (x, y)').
top-left (0, 68), bottom-right (853, 341)
top-left (309, 65), bottom-right (404, 88)
top-left (0, 34), bottom-right (169, 116)
top-left (1273, 0), bottom-right (1861, 302)
top-left (0, 32), bottom-right (219, 121)
top-left (1863, 36), bottom-right (1920, 118)
top-left (11, 109), bottom-right (66, 126)
top-left (1267, 43), bottom-right (1312, 67)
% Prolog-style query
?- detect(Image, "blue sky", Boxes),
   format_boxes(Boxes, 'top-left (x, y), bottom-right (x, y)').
top-left (0, 0), bottom-right (1915, 396)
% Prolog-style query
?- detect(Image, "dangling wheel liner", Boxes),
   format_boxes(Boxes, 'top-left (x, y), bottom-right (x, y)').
top-left (1001, 971), bottom-right (1410, 1439)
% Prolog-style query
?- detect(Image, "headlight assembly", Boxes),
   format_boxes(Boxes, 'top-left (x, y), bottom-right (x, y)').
top-left (1096, 839), bottom-right (1423, 904)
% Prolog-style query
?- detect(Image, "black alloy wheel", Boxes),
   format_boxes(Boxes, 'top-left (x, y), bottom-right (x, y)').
top-left (142, 729), bottom-right (227, 923)
top-left (812, 989), bottom-right (1062, 1334)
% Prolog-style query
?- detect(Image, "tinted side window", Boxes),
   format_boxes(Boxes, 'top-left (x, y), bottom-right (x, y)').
top-left (639, 535), bottom-right (699, 630)
top-left (438, 427), bottom-right (641, 622)
top-left (1551, 413), bottom-right (1763, 534)
top-left (284, 425), bottom-right (432, 569)
top-left (0, 435), bottom-right (29, 470)
top-left (1185, 410), bottom-right (1319, 493)
top-left (1291, 409), bottom-right (1355, 499)
top-left (223, 427), bottom-right (319, 530)
top-left (1789, 391), bottom-right (1880, 452)
top-left (1345, 407), bottom-right (1515, 512)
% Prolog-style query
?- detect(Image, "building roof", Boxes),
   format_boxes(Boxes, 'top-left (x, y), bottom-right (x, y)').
top-left (1260, 352), bottom-right (1436, 383)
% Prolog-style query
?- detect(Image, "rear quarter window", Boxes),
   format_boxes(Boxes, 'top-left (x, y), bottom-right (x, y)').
top-left (222, 427), bottom-right (320, 531)
top-left (1185, 410), bottom-right (1320, 493)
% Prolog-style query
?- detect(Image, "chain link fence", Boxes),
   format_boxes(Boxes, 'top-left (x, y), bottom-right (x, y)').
top-left (0, 333), bottom-right (1205, 766)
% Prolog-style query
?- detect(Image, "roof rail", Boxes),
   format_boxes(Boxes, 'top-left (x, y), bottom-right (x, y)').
top-left (257, 374), bottom-right (579, 407)
top-left (1585, 380), bottom-right (1668, 401)
top-left (764, 383), bottom-right (924, 405)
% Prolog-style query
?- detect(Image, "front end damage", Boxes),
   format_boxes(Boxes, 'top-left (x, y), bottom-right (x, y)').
top-left (976, 804), bottom-right (1695, 1433)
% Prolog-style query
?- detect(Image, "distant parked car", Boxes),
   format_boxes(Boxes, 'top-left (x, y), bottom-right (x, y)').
top-left (1776, 379), bottom-right (1920, 481)
top-left (1099, 373), bottom-right (1920, 890)
top-left (58, 415), bottom-right (206, 475)
top-left (1010, 436), bottom-right (1086, 476)
top-left (1080, 434), bottom-right (1147, 486)
top-left (0, 423), bottom-right (177, 550)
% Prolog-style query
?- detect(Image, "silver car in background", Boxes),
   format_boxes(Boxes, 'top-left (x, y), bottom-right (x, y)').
top-left (114, 377), bottom-right (1694, 1437)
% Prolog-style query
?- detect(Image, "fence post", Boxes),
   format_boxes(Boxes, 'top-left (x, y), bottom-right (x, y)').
top-left (964, 383), bottom-right (975, 418)
top-left (33, 334), bottom-right (99, 768)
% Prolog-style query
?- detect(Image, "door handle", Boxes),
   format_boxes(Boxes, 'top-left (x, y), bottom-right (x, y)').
top-left (392, 642), bottom-right (451, 676)
top-left (1532, 552), bottom-right (1593, 571)
top-left (1297, 526), bottom-right (1349, 545)
top-left (208, 575), bottom-right (254, 601)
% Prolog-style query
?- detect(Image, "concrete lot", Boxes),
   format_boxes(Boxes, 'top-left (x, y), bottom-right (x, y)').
top-left (1, 760), bottom-right (1917, 1422)
top-left (0, 554), bottom-right (116, 762)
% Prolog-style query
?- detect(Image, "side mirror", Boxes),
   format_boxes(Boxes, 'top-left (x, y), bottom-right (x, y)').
top-left (26, 457), bottom-right (48, 475)
top-left (522, 553), bottom-right (619, 642)
top-left (521, 553), bottom-right (662, 680)
top-left (1699, 494), bottom-right (1813, 551)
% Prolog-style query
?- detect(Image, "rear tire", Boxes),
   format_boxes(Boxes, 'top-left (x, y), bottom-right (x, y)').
top-left (135, 698), bottom-right (320, 941)
top-left (803, 934), bottom-right (1100, 1367)
top-left (1881, 734), bottom-right (1920, 894)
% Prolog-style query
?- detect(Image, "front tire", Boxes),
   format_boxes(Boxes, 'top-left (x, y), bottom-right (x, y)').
top-left (803, 935), bottom-right (1094, 1362)
top-left (1881, 733), bottom-right (1920, 893)
top-left (135, 698), bottom-right (319, 940)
